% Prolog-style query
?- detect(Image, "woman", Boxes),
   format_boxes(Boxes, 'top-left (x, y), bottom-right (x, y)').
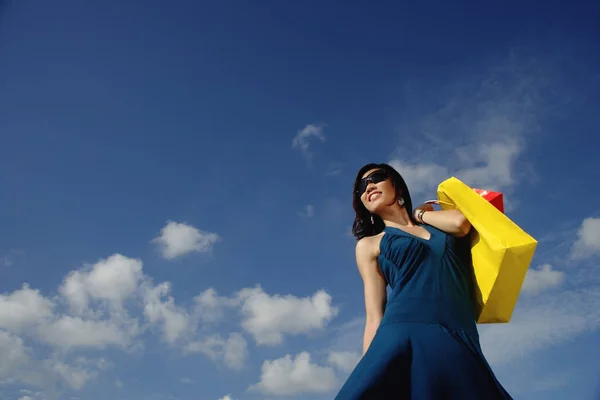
top-left (335, 163), bottom-right (511, 400)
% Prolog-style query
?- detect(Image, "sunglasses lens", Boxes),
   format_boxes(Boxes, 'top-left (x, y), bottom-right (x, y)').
top-left (369, 171), bottom-right (388, 183)
top-left (358, 181), bottom-right (369, 195)
top-left (358, 171), bottom-right (388, 195)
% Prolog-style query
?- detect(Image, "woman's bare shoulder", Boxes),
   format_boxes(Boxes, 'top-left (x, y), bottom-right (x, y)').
top-left (355, 232), bottom-right (385, 259)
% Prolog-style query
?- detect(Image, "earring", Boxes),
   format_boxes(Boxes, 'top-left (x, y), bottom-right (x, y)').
top-left (398, 197), bottom-right (405, 206)
top-left (370, 215), bottom-right (375, 225)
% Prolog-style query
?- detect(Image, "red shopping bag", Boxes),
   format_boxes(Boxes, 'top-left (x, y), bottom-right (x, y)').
top-left (472, 188), bottom-right (504, 213)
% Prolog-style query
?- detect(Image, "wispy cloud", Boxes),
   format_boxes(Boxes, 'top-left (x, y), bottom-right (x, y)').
top-left (327, 316), bottom-right (363, 354)
top-left (298, 205), bottom-right (315, 218)
top-left (570, 217), bottom-right (600, 260)
top-left (480, 287), bottom-right (600, 365)
top-left (2, 249), bottom-right (24, 267)
top-left (388, 57), bottom-right (558, 199)
top-left (328, 350), bottom-right (361, 374)
top-left (292, 123), bottom-right (326, 163)
top-left (184, 333), bottom-right (247, 370)
top-left (521, 264), bottom-right (565, 295)
top-left (477, 213), bottom-right (600, 369)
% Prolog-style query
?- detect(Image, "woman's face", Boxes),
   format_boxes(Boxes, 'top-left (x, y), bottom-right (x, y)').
top-left (358, 168), bottom-right (397, 213)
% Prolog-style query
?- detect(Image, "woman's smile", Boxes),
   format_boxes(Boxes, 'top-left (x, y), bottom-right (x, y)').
top-left (368, 191), bottom-right (382, 202)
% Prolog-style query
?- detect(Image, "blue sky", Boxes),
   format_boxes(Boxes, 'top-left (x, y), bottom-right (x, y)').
top-left (1, 0), bottom-right (600, 399)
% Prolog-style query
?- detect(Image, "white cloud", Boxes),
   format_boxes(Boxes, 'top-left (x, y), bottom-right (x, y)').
top-left (0, 250), bottom-right (269, 395)
top-left (299, 205), bottom-right (315, 218)
top-left (51, 360), bottom-right (99, 390)
top-left (36, 315), bottom-right (137, 350)
top-left (237, 287), bottom-right (338, 345)
top-left (196, 287), bottom-right (339, 346)
top-left (251, 352), bottom-right (338, 396)
top-left (221, 332), bottom-right (248, 370)
top-left (152, 221), bottom-right (221, 260)
top-left (15, 254), bottom-right (144, 353)
top-left (455, 139), bottom-right (523, 190)
top-left (184, 332), bottom-right (247, 370)
top-left (571, 217), bottom-right (600, 259)
top-left (218, 396), bottom-right (234, 400)
top-left (0, 331), bottom-right (110, 394)
top-left (0, 285), bottom-right (54, 333)
top-left (327, 351), bottom-right (361, 374)
top-left (0, 331), bottom-right (29, 376)
top-left (193, 288), bottom-right (238, 324)
top-left (59, 254), bottom-right (143, 314)
top-left (0, 251), bottom-right (340, 396)
top-left (43, 357), bottom-right (111, 392)
top-left (0, 250), bottom-right (256, 392)
top-left (521, 264), bottom-right (565, 295)
top-left (142, 282), bottom-right (190, 344)
top-left (389, 160), bottom-right (449, 198)
top-left (480, 287), bottom-right (600, 365)
top-left (292, 123), bottom-right (326, 160)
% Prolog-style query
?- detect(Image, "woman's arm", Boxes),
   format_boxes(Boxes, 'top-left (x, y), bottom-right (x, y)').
top-left (355, 237), bottom-right (387, 355)
top-left (414, 205), bottom-right (471, 237)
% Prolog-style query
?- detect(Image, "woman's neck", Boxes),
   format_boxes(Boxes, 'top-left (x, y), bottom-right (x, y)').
top-left (380, 205), bottom-right (414, 228)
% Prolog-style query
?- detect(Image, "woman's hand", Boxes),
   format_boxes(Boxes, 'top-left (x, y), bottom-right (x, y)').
top-left (413, 201), bottom-right (436, 222)
top-left (413, 200), bottom-right (471, 236)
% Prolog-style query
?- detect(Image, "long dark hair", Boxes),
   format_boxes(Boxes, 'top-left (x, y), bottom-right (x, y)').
top-left (351, 163), bottom-right (416, 240)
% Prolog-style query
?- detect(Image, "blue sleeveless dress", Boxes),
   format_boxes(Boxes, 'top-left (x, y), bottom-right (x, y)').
top-left (335, 225), bottom-right (512, 400)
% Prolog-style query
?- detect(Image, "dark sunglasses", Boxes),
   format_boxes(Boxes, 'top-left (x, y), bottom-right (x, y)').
top-left (357, 170), bottom-right (389, 195)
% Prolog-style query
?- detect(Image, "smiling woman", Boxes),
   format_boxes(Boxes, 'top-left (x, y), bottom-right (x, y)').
top-left (335, 163), bottom-right (511, 399)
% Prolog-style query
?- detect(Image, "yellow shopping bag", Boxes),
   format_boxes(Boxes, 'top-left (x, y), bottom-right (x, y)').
top-left (437, 177), bottom-right (538, 324)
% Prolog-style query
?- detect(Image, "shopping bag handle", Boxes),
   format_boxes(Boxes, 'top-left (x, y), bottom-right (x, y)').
top-left (423, 199), bottom-right (454, 207)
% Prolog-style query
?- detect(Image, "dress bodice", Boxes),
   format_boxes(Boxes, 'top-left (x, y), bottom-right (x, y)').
top-left (377, 225), bottom-right (477, 336)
